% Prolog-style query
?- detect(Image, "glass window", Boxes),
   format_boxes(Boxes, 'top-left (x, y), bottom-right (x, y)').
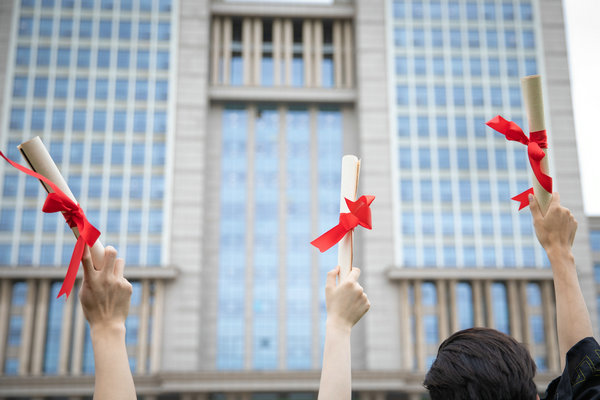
top-left (448, 1), bottom-right (460, 19)
top-left (395, 56), bottom-right (407, 75)
top-left (151, 175), bottom-right (164, 198)
top-left (97, 49), bottom-right (110, 68)
top-left (3, 175), bottom-right (18, 197)
top-left (37, 47), bottom-right (51, 66)
top-left (13, 76), bottom-right (28, 97)
top-left (442, 213), bottom-right (454, 235)
top-left (155, 80), bottom-right (168, 101)
top-left (119, 21), bottom-right (131, 39)
top-left (502, 2), bottom-right (514, 20)
top-left (120, 0), bottom-right (132, 10)
top-left (132, 143), bottom-right (145, 165)
top-left (72, 109), bottom-right (86, 131)
top-left (109, 175), bottom-right (123, 198)
top-left (158, 22), bottom-right (170, 40)
top-left (0, 209), bottom-right (15, 231)
top-left (134, 110), bottom-right (146, 132)
top-left (497, 180), bottom-right (510, 201)
top-left (79, 19), bottom-right (92, 38)
top-left (42, 0), bottom-right (55, 7)
top-left (468, 29), bottom-right (479, 48)
top-left (99, 20), bottom-right (112, 38)
top-left (459, 180), bottom-right (471, 202)
top-left (433, 57), bottom-right (444, 75)
top-left (489, 57), bottom-right (500, 76)
top-left (519, 212), bottom-right (533, 235)
top-left (476, 149), bottom-right (488, 169)
top-left (107, 210), bottom-right (121, 232)
top-left (154, 111), bottom-right (167, 133)
top-left (397, 116), bottom-right (410, 136)
top-left (430, 1), bottom-right (441, 19)
top-left (19, 17), bottom-right (33, 36)
top-left (112, 142), bottom-right (125, 165)
top-left (398, 147), bottom-right (411, 169)
top-left (149, 209), bottom-right (162, 232)
top-left (440, 180), bottom-right (452, 201)
top-left (59, 18), bottom-right (72, 37)
top-left (414, 57), bottom-right (426, 75)
top-left (396, 85), bottom-right (409, 105)
top-left (10, 108), bottom-right (25, 130)
top-left (484, 2), bottom-right (496, 20)
top-left (52, 109), bottom-right (66, 131)
top-left (457, 148), bottom-right (469, 170)
top-left (438, 148), bottom-right (450, 169)
top-left (420, 179), bottom-right (433, 202)
top-left (16, 46), bottom-right (30, 65)
top-left (450, 29), bottom-right (461, 48)
top-left (157, 50), bottom-right (169, 70)
top-left (523, 30), bottom-right (535, 48)
top-left (417, 116), bottom-right (428, 137)
top-left (491, 86), bottom-right (502, 106)
top-left (70, 141), bottom-right (84, 164)
top-left (138, 21), bottom-right (151, 40)
top-left (436, 116), bottom-right (448, 137)
top-left (115, 79), bottom-right (128, 100)
top-left (500, 213), bottom-right (513, 235)
top-left (57, 47), bottom-right (70, 66)
top-left (435, 86), bottom-right (446, 106)
top-left (466, 2), bottom-right (478, 19)
top-left (495, 149), bottom-right (507, 169)
top-left (137, 50), bottom-right (149, 69)
top-left (509, 87), bottom-right (521, 107)
top-left (416, 85), bottom-right (427, 105)
top-left (93, 110), bottom-right (106, 132)
top-left (117, 49), bottom-right (130, 68)
top-left (505, 30), bottom-right (517, 48)
top-left (114, 110), bottom-right (127, 132)
top-left (418, 147), bottom-right (430, 168)
top-left (135, 79), bottom-right (148, 100)
top-left (422, 212), bottom-right (435, 235)
top-left (95, 78), bottom-right (108, 100)
top-left (486, 29), bottom-right (498, 48)
top-left (413, 28), bottom-right (425, 47)
top-left (453, 86), bottom-right (465, 106)
top-left (412, 2), bottom-right (424, 18)
top-left (432, 28), bottom-right (443, 47)
top-left (402, 212), bottom-right (414, 234)
top-left (472, 86), bottom-right (484, 106)
top-left (503, 247), bottom-right (516, 267)
top-left (452, 57), bottom-right (463, 76)
top-left (507, 58), bottom-right (519, 76)
top-left (77, 48), bottom-right (91, 68)
top-left (152, 142), bottom-right (165, 165)
top-left (521, 3), bottom-right (533, 20)
top-left (394, 27), bottom-right (406, 47)
top-left (393, 0), bottom-right (405, 18)
top-left (159, 0), bottom-right (171, 11)
top-left (470, 57), bottom-right (482, 76)
top-left (31, 108), bottom-right (45, 130)
top-left (400, 179), bottom-right (413, 201)
top-left (525, 58), bottom-right (537, 75)
top-left (455, 116), bottom-right (467, 137)
top-left (590, 231), bottom-right (600, 251)
top-left (90, 142), bottom-right (104, 165)
top-left (34, 77), bottom-right (48, 98)
top-left (39, 18), bottom-right (53, 36)
top-left (75, 78), bottom-right (88, 99)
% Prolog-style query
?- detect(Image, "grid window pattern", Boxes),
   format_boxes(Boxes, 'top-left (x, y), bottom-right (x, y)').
top-left (217, 105), bottom-right (342, 370)
top-left (1, 0), bottom-right (175, 268)
top-left (393, 0), bottom-right (544, 269)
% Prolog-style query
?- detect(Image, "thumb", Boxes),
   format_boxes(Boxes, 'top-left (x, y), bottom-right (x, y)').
top-left (81, 245), bottom-right (95, 283)
top-left (529, 194), bottom-right (542, 222)
top-left (326, 266), bottom-right (340, 288)
top-left (346, 267), bottom-right (361, 283)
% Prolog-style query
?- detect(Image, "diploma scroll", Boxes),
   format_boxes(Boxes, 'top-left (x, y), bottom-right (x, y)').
top-left (338, 155), bottom-right (360, 281)
top-left (521, 75), bottom-right (552, 215)
top-left (18, 137), bottom-right (105, 268)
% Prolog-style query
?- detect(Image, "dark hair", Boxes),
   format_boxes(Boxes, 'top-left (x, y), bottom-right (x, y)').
top-left (423, 327), bottom-right (537, 400)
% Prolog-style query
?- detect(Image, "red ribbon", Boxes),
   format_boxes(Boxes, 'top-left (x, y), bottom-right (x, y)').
top-left (311, 195), bottom-right (375, 252)
top-left (486, 116), bottom-right (553, 210)
top-left (0, 151), bottom-right (100, 298)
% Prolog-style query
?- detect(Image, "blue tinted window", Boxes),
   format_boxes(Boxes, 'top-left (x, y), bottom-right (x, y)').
top-left (39, 18), bottom-right (53, 36)
top-left (157, 50), bottom-right (169, 70)
top-left (132, 143), bottom-right (145, 165)
top-left (10, 108), bottom-right (25, 130)
top-left (95, 78), bottom-right (108, 100)
top-left (31, 108), bottom-right (45, 130)
top-left (472, 86), bottom-right (483, 106)
top-left (521, 3), bottom-right (533, 20)
top-left (416, 85), bottom-right (427, 105)
top-left (399, 147), bottom-right (411, 169)
top-left (590, 231), bottom-right (600, 251)
top-left (149, 209), bottom-right (162, 232)
top-left (3, 175), bottom-right (18, 196)
top-left (93, 110), bottom-right (106, 132)
top-left (457, 283), bottom-right (473, 328)
top-left (137, 50), bottom-right (149, 69)
top-left (134, 110), bottom-right (146, 132)
top-left (495, 149), bottom-right (507, 169)
top-left (16, 46), bottom-right (30, 65)
top-left (462, 212), bottom-right (474, 235)
top-left (491, 86), bottom-right (502, 106)
top-left (59, 18), bottom-right (72, 37)
top-left (101, 0), bottom-right (113, 9)
top-left (135, 79), bottom-right (148, 100)
top-left (483, 246), bottom-right (496, 267)
top-left (34, 77), bottom-right (48, 98)
top-left (448, 1), bottom-right (460, 19)
top-left (500, 213), bottom-right (513, 235)
top-left (459, 180), bottom-right (471, 202)
top-left (393, 0), bottom-right (405, 18)
top-left (397, 116), bottom-right (410, 136)
top-left (450, 29), bottom-right (461, 48)
top-left (402, 212), bottom-right (414, 234)
top-left (151, 175), bottom-right (164, 198)
top-left (394, 28), bottom-right (406, 46)
top-left (19, 17), bottom-right (33, 36)
top-left (438, 148), bottom-right (450, 169)
top-left (396, 85), bottom-right (409, 105)
top-left (418, 147), bottom-right (430, 168)
top-left (525, 58), bottom-right (537, 75)
top-left (75, 78), bottom-right (88, 98)
top-left (432, 28), bottom-right (443, 47)
top-left (436, 116), bottom-right (448, 137)
top-left (109, 175), bottom-right (123, 198)
top-left (497, 180), bottom-right (510, 201)
top-left (70, 142), bottom-right (84, 164)
top-left (417, 116), bottom-right (428, 136)
top-left (0, 209), bottom-right (15, 231)
top-left (457, 148), bottom-right (469, 170)
top-left (507, 58), bottom-right (519, 76)
top-left (90, 142), bottom-right (104, 165)
top-left (42, 0), bottom-right (55, 7)
top-left (476, 149), bottom-right (488, 169)
top-left (37, 47), bottom-right (51, 66)
top-left (420, 179), bottom-right (433, 202)
top-left (455, 116), bottom-right (467, 137)
top-left (97, 49), bottom-right (110, 68)
top-left (523, 30), bottom-right (535, 48)
top-left (79, 19), bottom-right (92, 38)
top-left (154, 111), bottom-right (167, 133)
top-left (72, 109), bottom-right (86, 131)
top-left (440, 180), bottom-right (452, 201)
top-left (52, 109), bottom-right (66, 131)
top-left (400, 179), bottom-right (413, 201)
top-left (147, 244), bottom-right (161, 265)
top-left (433, 57), bottom-right (444, 75)
top-left (503, 2), bottom-right (514, 19)
top-left (112, 142), bottom-right (125, 165)
top-left (466, 2), bottom-right (478, 19)
top-left (509, 87), bottom-right (521, 107)
top-left (413, 28), bottom-right (425, 46)
top-left (114, 110), bottom-right (127, 132)
top-left (484, 2), bottom-right (495, 19)
top-left (99, 20), bottom-right (112, 38)
top-left (77, 49), bottom-right (91, 68)
top-left (422, 212), bottom-right (434, 235)
top-left (468, 29), bottom-right (479, 48)
top-left (117, 49), bottom-right (130, 68)
top-left (115, 79), bottom-right (128, 100)
top-left (13, 76), bottom-right (28, 97)
top-left (155, 80), bottom-right (168, 100)
top-left (486, 29), bottom-right (498, 48)
top-left (489, 58), bottom-right (500, 76)
top-left (435, 86), bottom-right (446, 106)
top-left (152, 142), bottom-right (165, 165)
top-left (128, 210), bottom-right (142, 233)
top-left (442, 213), bottom-right (454, 235)
top-left (414, 57), bottom-right (426, 75)
top-left (138, 21), bottom-right (151, 40)
top-left (107, 210), bottom-right (121, 232)
top-left (159, 0), bottom-right (171, 11)
top-left (57, 47), bottom-right (70, 66)
top-left (430, 1), bottom-right (441, 18)
top-left (403, 245), bottom-right (416, 266)
top-left (158, 22), bottom-right (170, 40)
top-left (119, 21), bottom-right (131, 39)
top-left (453, 86), bottom-right (465, 106)
top-left (505, 30), bottom-right (517, 48)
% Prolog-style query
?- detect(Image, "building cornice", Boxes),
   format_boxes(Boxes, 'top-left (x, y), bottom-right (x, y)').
top-left (0, 266), bottom-right (179, 279)
top-left (386, 267), bottom-right (555, 281)
top-left (209, 86), bottom-right (356, 104)
top-left (210, 1), bottom-right (354, 19)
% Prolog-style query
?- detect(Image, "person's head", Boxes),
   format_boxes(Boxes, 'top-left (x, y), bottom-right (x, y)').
top-left (423, 327), bottom-right (538, 400)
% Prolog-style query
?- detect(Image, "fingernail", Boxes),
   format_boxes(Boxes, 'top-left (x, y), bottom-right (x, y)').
top-left (528, 194), bottom-right (533, 201)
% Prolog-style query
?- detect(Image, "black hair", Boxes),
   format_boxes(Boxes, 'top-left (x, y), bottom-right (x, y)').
top-left (423, 327), bottom-right (537, 400)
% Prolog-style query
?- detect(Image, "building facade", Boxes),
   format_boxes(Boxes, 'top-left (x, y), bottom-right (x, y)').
top-left (0, 0), bottom-right (596, 399)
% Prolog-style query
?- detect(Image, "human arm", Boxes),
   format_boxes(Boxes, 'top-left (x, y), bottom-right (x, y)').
top-left (318, 266), bottom-right (370, 400)
top-left (79, 246), bottom-right (136, 400)
top-left (529, 192), bottom-right (593, 369)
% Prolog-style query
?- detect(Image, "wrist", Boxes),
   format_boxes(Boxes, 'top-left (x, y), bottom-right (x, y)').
top-left (326, 316), bottom-right (352, 335)
top-left (545, 246), bottom-right (574, 263)
top-left (90, 321), bottom-right (126, 342)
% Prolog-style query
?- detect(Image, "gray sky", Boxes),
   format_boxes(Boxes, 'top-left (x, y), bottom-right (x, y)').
top-left (564, 0), bottom-right (600, 215)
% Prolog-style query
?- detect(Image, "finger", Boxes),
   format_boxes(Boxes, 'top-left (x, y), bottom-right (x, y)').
top-left (552, 192), bottom-right (561, 205)
top-left (347, 267), bottom-right (361, 283)
top-left (326, 266), bottom-right (340, 288)
top-left (114, 258), bottom-right (125, 279)
top-left (81, 245), bottom-right (95, 283)
top-left (529, 194), bottom-right (542, 223)
top-left (102, 246), bottom-right (118, 278)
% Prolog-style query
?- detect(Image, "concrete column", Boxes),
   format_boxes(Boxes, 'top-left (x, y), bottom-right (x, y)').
top-left (283, 19), bottom-right (293, 86)
top-left (18, 279), bottom-right (36, 375)
top-left (483, 280), bottom-right (494, 327)
top-left (472, 280), bottom-right (484, 326)
top-left (211, 17), bottom-right (222, 85)
top-left (333, 20), bottom-right (343, 88)
top-left (71, 291), bottom-right (87, 375)
top-left (137, 280), bottom-right (151, 374)
top-left (58, 290), bottom-right (75, 374)
top-left (31, 279), bottom-right (50, 375)
top-left (273, 19), bottom-right (282, 86)
top-left (222, 18), bottom-right (232, 85)
top-left (0, 280), bottom-right (11, 374)
top-left (252, 18), bottom-right (262, 85)
top-left (541, 280), bottom-right (559, 371)
top-left (448, 279), bottom-right (458, 333)
top-left (242, 18), bottom-right (252, 85)
top-left (519, 281), bottom-right (531, 346)
top-left (398, 280), bottom-right (412, 369)
top-left (414, 280), bottom-right (425, 371)
top-left (302, 20), bottom-right (312, 87)
top-left (150, 280), bottom-right (164, 373)
top-left (313, 20), bottom-right (323, 87)
top-left (507, 280), bottom-right (523, 341)
top-left (437, 280), bottom-right (449, 340)
top-left (343, 20), bottom-right (353, 88)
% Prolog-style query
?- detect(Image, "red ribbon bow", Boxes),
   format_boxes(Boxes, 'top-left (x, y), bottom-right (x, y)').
top-left (0, 151), bottom-right (100, 298)
top-left (486, 116), bottom-right (553, 210)
top-left (311, 195), bottom-right (375, 252)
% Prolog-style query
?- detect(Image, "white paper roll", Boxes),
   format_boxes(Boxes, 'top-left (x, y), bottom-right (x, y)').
top-left (338, 155), bottom-right (360, 281)
top-left (521, 75), bottom-right (552, 215)
top-left (18, 136), bottom-right (105, 268)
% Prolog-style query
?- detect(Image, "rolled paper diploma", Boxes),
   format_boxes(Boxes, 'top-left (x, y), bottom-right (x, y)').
top-left (521, 75), bottom-right (552, 215)
top-left (18, 136), bottom-right (105, 268)
top-left (338, 155), bottom-right (360, 281)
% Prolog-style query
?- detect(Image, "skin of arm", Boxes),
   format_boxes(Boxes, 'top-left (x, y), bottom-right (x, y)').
top-left (529, 192), bottom-right (593, 369)
top-left (318, 266), bottom-right (370, 400)
top-left (79, 246), bottom-right (136, 400)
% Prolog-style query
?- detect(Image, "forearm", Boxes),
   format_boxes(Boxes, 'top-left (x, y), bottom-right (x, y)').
top-left (91, 324), bottom-right (137, 400)
top-left (318, 320), bottom-right (352, 400)
top-left (548, 248), bottom-right (593, 369)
